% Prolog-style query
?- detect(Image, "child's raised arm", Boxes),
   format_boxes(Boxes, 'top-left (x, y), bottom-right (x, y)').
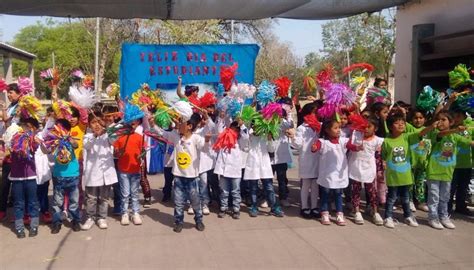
top-left (176, 76), bottom-right (185, 99)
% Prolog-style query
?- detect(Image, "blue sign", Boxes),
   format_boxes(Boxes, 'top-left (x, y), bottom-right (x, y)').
top-left (120, 43), bottom-right (260, 98)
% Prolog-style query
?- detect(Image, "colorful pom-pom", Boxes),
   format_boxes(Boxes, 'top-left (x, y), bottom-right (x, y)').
top-left (240, 105), bottom-right (258, 124)
top-left (348, 114), bottom-right (369, 132)
top-left (342, 63), bottom-right (375, 74)
top-left (17, 77), bottom-right (34, 95)
top-left (256, 80), bottom-right (276, 107)
top-left (416, 86), bottom-right (441, 113)
top-left (303, 114), bottom-right (321, 133)
top-left (274, 77), bottom-right (292, 98)
top-left (0, 78), bottom-right (7, 92)
top-left (216, 83), bottom-right (225, 97)
top-left (199, 92), bottom-right (217, 109)
top-left (449, 64), bottom-right (473, 89)
top-left (11, 131), bottom-right (38, 160)
top-left (44, 124), bottom-right (74, 165)
top-left (253, 115), bottom-right (280, 139)
top-left (220, 63), bottom-right (238, 91)
top-left (316, 64), bottom-right (335, 91)
top-left (261, 102), bottom-right (283, 120)
top-left (226, 99), bottom-right (242, 119)
top-left (213, 128), bottom-right (238, 151)
top-left (18, 95), bottom-right (44, 120)
top-left (71, 69), bottom-right (85, 81)
top-left (154, 108), bottom-right (173, 129)
top-left (52, 100), bottom-right (73, 120)
top-left (106, 83), bottom-right (120, 99)
top-left (69, 85), bottom-right (98, 109)
top-left (123, 101), bottom-right (145, 124)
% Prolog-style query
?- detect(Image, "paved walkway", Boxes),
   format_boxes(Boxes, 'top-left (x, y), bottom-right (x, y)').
top-left (0, 167), bottom-right (473, 270)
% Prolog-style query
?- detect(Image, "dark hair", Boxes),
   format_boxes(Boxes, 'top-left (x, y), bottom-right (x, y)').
top-left (436, 109), bottom-right (454, 121)
top-left (451, 107), bottom-right (467, 118)
top-left (371, 102), bottom-right (389, 137)
top-left (102, 105), bottom-right (119, 114)
top-left (370, 102), bottom-right (389, 114)
top-left (408, 109), bottom-right (427, 122)
top-left (321, 119), bottom-right (339, 140)
top-left (386, 112), bottom-right (406, 132)
top-left (7, 83), bottom-right (20, 94)
top-left (19, 117), bottom-right (40, 129)
top-left (184, 85), bottom-right (199, 96)
top-left (56, 118), bottom-right (72, 131)
top-left (367, 117), bottom-right (379, 130)
top-left (300, 102), bottom-right (319, 118)
top-left (229, 121), bottom-right (241, 138)
top-left (46, 106), bottom-right (54, 114)
top-left (187, 113), bottom-right (202, 132)
top-left (361, 109), bottom-right (373, 118)
top-left (70, 106), bottom-right (80, 118)
top-left (278, 97), bottom-right (292, 106)
top-left (374, 78), bottom-right (387, 88)
top-left (88, 111), bottom-right (103, 123)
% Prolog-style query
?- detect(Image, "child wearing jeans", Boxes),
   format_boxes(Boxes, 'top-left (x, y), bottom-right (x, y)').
top-left (82, 112), bottom-right (118, 230)
top-left (10, 117), bottom-right (41, 238)
top-left (46, 119), bottom-right (81, 234)
top-left (113, 117), bottom-right (145, 226)
top-left (382, 112), bottom-right (433, 229)
top-left (171, 113), bottom-right (211, 233)
top-left (425, 110), bottom-right (473, 230)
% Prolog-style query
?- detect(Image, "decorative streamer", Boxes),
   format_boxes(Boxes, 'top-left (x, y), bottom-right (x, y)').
top-left (416, 85), bottom-right (441, 113)
top-left (212, 128), bottom-right (238, 151)
top-left (274, 76), bottom-right (292, 98)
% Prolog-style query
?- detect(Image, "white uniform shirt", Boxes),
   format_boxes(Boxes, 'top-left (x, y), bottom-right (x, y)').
top-left (196, 119), bottom-right (217, 173)
top-left (348, 136), bottom-right (384, 183)
top-left (171, 133), bottom-right (207, 178)
top-left (317, 137), bottom-right (350, 189)
top-left (83, 133), bottom-right (118, 187)
top-left (291, 124), bottom-right (320, 179)
top-left (159, 129), bottom-right (180, 168)
top-left (271, 117), bottom-right (294, 165)
top-left (214, 129), bottom-right (249, 178)
top-left (243, 133), bottom-right (275, 180)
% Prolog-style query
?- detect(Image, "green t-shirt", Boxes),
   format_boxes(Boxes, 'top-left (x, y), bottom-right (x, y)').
top-left (382, 132), bottom-right (420, 187)
top-left (455, 120), bottom-right (473, 168)
top-left (406, 123), bottom-right (431, 169)
top-left (427, 131), bottom-right (471, 181)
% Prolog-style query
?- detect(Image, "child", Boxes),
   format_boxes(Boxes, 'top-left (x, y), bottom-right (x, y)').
top-left (214, 121), bottom-right (248, 219)
top-left (348, 117), bottom-right (384, 225)
top-left (425, 110), bottom-right (473, 229)
top-left (113, 118), bottom-right (145, 226)
top-left (449, 108), bottom-right (473, 216)
top-left (196, 113), bottom-right (216, 215)
top-left (382, 112), bottom-right (430, 229)
top-left (271, 97), bottom-right (294, 207)
top-left (290, 102), bottom-right (321, 219)
top-left (171, 113), bottom-right (211, 233)
top-left (47, 119), bottom-right (81, 234)
top-left (10, 117), bottom-right (41, 238)
top-left (312, 119), bottom-right (352, 225)
top-left (371, 102), bottom-right (390, 206)
top-left (244, 128), bottom-right (283, 218)
top-left (407, 109), bottom-right (431, 211)
top-left (81, 112), bottom-right (118, 230)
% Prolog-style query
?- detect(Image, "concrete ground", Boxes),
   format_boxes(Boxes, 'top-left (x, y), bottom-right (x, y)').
top-left (0, 166), bottom-right (473, 270)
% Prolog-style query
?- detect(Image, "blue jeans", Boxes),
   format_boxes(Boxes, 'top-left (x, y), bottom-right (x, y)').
top-left (119, 172), bottom-right (141, 214)
top-left (385, 185), bottom-right (411, 219)
top-left (37, 181), bottom-right (50, 213)
top-left (320, 187), bottom-right (343, 212)
top-left (52, 176), bottom-right (81, 224)
top-left (249, 179), bottom-right (277, 209)
top-left (173, 177), bottom-right (203, 224)
top-left (198, 170), bottom-right (211, 207)
top-left (219, 176), bottom-right (241, 212)
top-left (428, 180), bottom-right (451, 221)
top-left (11, 180), bottom-right (39, 230)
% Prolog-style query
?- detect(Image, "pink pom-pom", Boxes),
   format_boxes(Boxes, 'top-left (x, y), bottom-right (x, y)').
top-left (261, 102), bottom-right (283, 119)
top-left (0, 78), bottom-right (7, 92)
top-left (318, 103), bottom-right (338, 119)
top-left (17, 77), bottom-right (34, 95)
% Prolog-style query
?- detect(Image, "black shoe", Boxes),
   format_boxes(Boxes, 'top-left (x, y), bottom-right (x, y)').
top-left (72, 222), bottom-right (81, 232)
top-left (454, 207), bottom-right (473, 216)
top-left (162, 194), bottom-right (171, 203)
top-left (51, 223), bottom-right (61, 234)
top-left (311, 208), bottom-right (321, 219)
top-left (300, 208), bottom-right (311, 219)
top-left (29, 227), bottom-right (38, 237)
top-left (16, 229), bottom-right (26, 239)
top-left (232, 211), bottom-right (240, 220)
top-left (195, 222), bottom-right (205, 231)
top-left (173, 223), bottom-right (183, 233)
top-left (218, 210), bottom-right (226, 218)
top-left (143, 197), bottom-right (152, 208)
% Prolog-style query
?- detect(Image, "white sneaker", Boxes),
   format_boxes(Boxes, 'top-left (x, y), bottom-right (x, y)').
top-left (429, 219), bottom-right (444, 230)
top-left (410, 201), bottom-right (416, 212)
top-left (187, 207), bottom-right (194, 215)
top-left (373, 213), bottom-right (384, 226)
top-left (202, 205), bottom-right (210, 215)
top-left (280, 199), bottom-right (290, 207)
top-left (132, 213), bottom-right (142, 225)
top-left (81, 218), bottom-right (94, 231)
top-left (336, 212), bottom-right (346, 226)
top-left (384, 217), bottom-right (395, 229)
top-left (320, 212), bottom-right (331, 225)
top-left (440, 218), bottom-right (455, 229)
top-left (97, 219), bottom-right (108, 229)
top-left (260, 201), bottom-right (269, 208)
top-left (354, 212), bottom-right (364, 225)
top-left (417, 203), bottom-right (429, 212)
top-left (405, 216), bottom-right (419, 227)
top-left (121, 213), bottom-right (130, 226)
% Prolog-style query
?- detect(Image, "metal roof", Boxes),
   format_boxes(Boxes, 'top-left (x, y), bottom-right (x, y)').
top-left (0, 42), bottom-right (36, 59)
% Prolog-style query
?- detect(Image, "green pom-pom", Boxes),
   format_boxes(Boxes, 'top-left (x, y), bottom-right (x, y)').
top-left (253, 114), bottom-right (281, 139)
top-left (449, 64), bottom-right (473, 89)
top-left (154, 108), bottom-right (172, 129)
top-left (452, 93), bottom-right (474, 114)
top-left (240, 106), bottom-right (258, 124)
top-left (416, 85), bottom-right (441, 113)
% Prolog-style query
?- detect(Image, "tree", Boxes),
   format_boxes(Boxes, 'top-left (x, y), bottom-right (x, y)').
top-left (320, 9), bottom-right (396, 80)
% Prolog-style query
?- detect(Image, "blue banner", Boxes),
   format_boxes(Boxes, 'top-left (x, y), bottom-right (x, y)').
top-left (119, 43), bottom-right (260, 98)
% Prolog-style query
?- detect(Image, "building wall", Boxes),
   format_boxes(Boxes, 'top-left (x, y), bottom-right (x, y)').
top-left (394, 0), bottom-right (474, 103)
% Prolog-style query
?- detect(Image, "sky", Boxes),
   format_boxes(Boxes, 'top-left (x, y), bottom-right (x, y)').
top-left (0, 15), bottom-right (326, 59)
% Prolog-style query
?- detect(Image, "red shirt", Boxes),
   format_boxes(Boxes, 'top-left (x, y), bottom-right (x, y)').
top-left (113, 133), bottom-right (144, 174)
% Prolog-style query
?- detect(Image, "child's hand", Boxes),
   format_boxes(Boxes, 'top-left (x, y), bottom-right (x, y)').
top-left (431, 120), bottom-right (440, 129)
top-left (204, 133), bottom-right (212, 143)
top-left (311, 140), bottom-right (321, 152)
top-left (177, 76), bottom-right (182, 84)
top-left (457, 126), bottom-right (467, 132)
top-left (285, 128), bottom-right (295, 139)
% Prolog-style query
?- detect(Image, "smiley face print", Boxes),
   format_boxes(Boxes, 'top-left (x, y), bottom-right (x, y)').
top-left (176, 152), bottom-right (192, 169)
top-left (392, 146), bottom-right (406, 163)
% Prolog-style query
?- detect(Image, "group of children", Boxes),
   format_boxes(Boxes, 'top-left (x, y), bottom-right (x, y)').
top-left (0, 75), bottom-right (472, 239)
